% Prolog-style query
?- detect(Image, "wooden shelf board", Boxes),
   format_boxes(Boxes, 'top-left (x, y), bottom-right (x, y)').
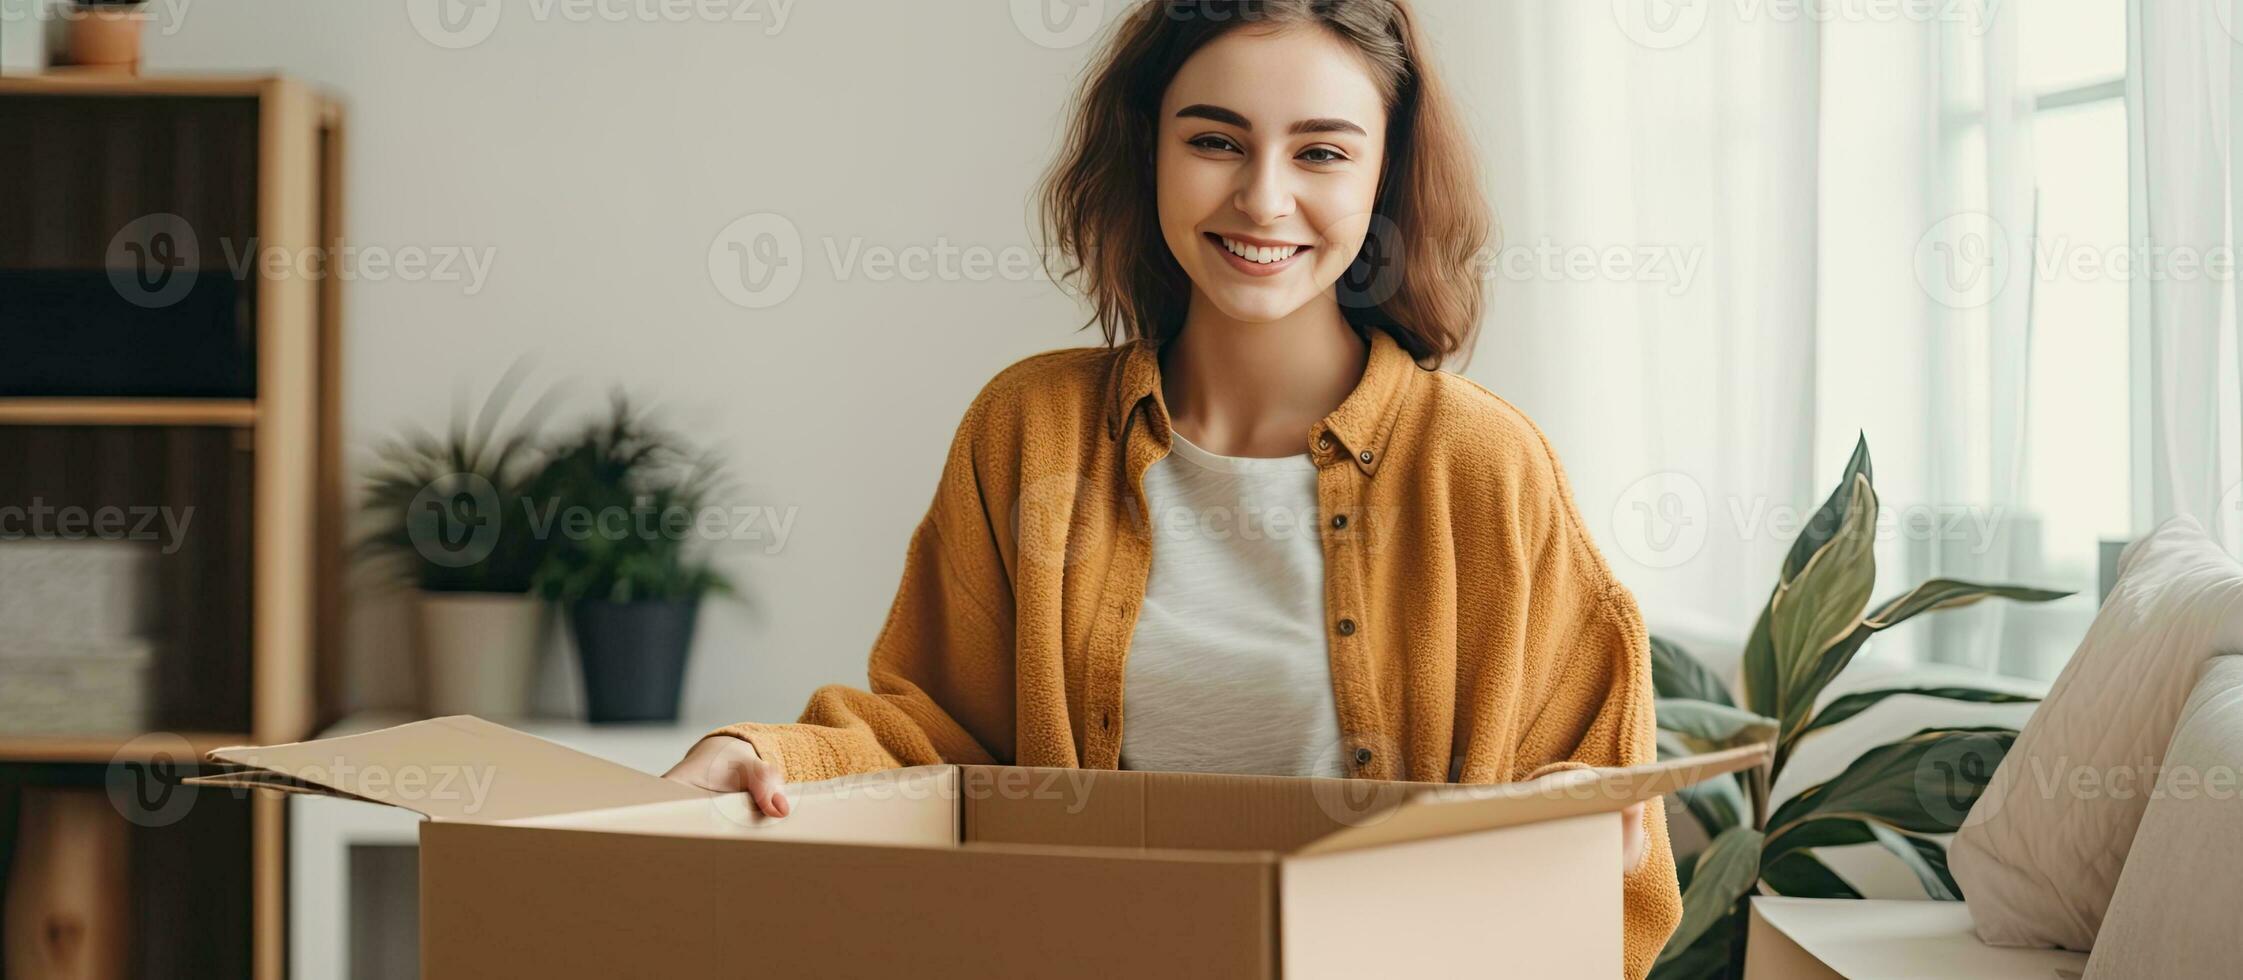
top-left (0, 73), bottom-right (276, 98)
top-left (0, 730), bottom-right (248, 765)
top-left (0, 398), bottom-right (257, 427)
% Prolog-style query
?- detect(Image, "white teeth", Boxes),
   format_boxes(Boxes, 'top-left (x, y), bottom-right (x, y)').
top-left (1220, 236), bottom-right (1300, 264)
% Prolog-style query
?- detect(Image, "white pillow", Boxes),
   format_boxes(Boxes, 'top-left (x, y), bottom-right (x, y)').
top-left (2082, 654), bottom-right (2243, 977)
top-left (1950, 516), bottom-right (2243, 951)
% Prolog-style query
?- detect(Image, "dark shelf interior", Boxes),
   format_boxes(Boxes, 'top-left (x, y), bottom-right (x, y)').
top-left (0, 425), bottom-right (255, 734)
top-left (0, 95), bottom-right (260, 399)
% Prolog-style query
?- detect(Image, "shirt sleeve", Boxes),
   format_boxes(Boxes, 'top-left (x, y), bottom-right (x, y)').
top-left (702, 396), bottom-right (1016, 783)
top-left (1520, 582), bottom-right (1683, 980)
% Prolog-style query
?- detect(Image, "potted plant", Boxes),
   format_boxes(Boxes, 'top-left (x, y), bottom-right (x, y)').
top-left (530, 394), bottom-right (731, 723)
top-left (62, 0), bottom-right (149, 74)
top-left (360, 365), bottom-right (555, 719)
top-left (1649, 436), bottom-right (2071, 979)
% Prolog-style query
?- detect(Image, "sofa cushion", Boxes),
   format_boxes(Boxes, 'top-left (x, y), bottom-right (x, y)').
top-left (1950, 516), bottom-right (2243, 950)
top-left (2081, 653), bottom-right (2243, 977)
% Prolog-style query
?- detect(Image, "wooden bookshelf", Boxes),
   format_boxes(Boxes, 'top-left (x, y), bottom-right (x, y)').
top-left (0, 75), bottom-right (343, 980)
top-left (0, 732), bottom-right (250, 766)
top-left (0, 398), bottom-right (257, 427)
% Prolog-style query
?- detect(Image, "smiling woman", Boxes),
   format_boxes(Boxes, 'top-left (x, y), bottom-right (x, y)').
top-left (671, 4), bottom-right (1679, 978)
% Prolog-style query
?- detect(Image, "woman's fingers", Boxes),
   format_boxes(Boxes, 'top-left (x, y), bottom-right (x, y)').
top-left (748, 763), bottom-right (790, 818)
top-left (1619, 801), bottom-right (1648, 874)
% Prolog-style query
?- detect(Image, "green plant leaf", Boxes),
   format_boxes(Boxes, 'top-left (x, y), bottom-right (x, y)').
top-left (1782, 434), bottom-right (1873, 582)
top-left (1759, 851), bottom-right (1862, 899)
top-left (1864, 579), bottom-right (2074, 629)
top-left (1677, 774), bottom-right (1747, 838)
top-left (1865, 823), bottom-right (1961, 901)
top-left (1761, 816), bottom-right (1875, 868)
top-left (1799, 686), bottom-right (2040, 739)
top-left (1769, 473), bottom-right (1879, 731)
top-left (1649, 907), bottom-right (1737, 980)
top-left (1652, 635), bottom-right (1736, 707)
top-left (1656, 825), bottom-right (1764, 969)
top-left (1766, 727), bottom-right (2017, 838)
top-left (1740, 604), bottom-right (1781, 719)
top-left (1658, 699), bottom-right (1779, 753)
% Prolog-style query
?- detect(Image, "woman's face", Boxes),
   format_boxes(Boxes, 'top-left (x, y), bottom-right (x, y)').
top-left (1156, 26), bottom-right (1389, 325)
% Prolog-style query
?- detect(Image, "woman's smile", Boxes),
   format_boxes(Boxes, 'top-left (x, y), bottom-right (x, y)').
top-left (1205, 231), bottom-right (1312, 277)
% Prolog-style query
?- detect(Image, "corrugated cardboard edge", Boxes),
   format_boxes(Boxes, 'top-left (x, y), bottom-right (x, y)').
top-left (184, 714), bottom-right (709, 821)
top-left (1292, 743), bottom-right (1770, 855)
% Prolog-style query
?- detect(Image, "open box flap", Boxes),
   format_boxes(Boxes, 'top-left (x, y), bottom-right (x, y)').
top-left (1292, 743), bottom-right (1770, 856)
top-left (186, 715), bottom-right (711, 821)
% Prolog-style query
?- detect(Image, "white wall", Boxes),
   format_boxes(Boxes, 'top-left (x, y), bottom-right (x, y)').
top-left (140, 1), bottom-right (1667, 729)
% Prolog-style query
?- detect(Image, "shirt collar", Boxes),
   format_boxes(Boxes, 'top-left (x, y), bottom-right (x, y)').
top-left (1105, 327), bottom-right (1422, 477)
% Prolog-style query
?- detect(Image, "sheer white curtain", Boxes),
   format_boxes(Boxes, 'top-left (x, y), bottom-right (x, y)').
top-left (2130, 0), bottom-right (2243, 558)
top-left (1435, 2), bottom-right (1820, 676)
top-left (1435, 2), bottom-right (2127, 681)
top-left (1819, 5), bottom-right (2065, 677)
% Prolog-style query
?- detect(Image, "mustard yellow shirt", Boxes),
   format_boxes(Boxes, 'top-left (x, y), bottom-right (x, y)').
top-left (714, 327), bottom-right (1681, 978)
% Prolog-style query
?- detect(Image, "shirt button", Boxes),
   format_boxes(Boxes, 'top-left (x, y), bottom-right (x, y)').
top-left (1330, 513), bottom-right (1348, 530)
top-left (1358, 449), bottom-right (1374, 464)
top-left (1354, 747), bottom-right (1374, 766)
top-left (1316, 435), bottom-right (1333, 452)
top-left (1336, 618), bottom-right (1356, 636)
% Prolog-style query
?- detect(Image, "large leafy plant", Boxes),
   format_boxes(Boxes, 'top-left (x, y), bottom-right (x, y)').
top-left (1650, 437), bottom-right (2069, 979)
top-left (528, 393), bottom-right (733, 604)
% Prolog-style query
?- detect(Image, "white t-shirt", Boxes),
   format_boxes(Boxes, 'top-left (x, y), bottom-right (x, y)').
top-left (1117, 429), bottom-right (1349, 779)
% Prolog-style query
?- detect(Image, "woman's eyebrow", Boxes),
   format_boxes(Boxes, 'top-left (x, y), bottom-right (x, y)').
top-left (1174, 103), bottom-right (1367, 137)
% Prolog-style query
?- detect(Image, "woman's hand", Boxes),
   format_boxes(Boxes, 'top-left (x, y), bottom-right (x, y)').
top-left (662, 735), bottom-right (791, 818)
top-left (1621, 800), bottom-right (1647, 874)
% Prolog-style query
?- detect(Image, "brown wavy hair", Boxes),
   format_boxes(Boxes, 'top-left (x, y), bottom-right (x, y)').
top-left (1036, 0), bottom-right (1492, 365)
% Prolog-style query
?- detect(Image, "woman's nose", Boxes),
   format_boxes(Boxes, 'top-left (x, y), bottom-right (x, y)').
top-left (1231, 153), bottom-right (1295, 226)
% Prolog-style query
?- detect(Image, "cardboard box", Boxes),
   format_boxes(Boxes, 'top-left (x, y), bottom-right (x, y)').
top-left (1743, 897), bottom-right (2089, 980)
top-left (195, 716), bottom-right (1766, 979)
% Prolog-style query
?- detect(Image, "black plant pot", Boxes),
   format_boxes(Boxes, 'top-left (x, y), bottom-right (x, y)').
top-left (568, 597), bottom-right (700, 723)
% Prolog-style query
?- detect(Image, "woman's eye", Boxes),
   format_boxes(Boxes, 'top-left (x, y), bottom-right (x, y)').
top-left (1189, 134), bottom-right (1240, 153)
top-left (1299, 146), bottom-right (1347, 164)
